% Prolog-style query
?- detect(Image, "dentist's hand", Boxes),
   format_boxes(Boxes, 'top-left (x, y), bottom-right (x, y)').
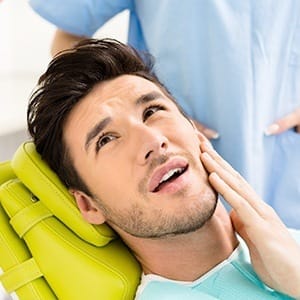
top-left (192, 119), bottom-right (219, 140)
top-left (199, 137), bottom-right (300, 298)
top-left (265, 107), bottom-right (300, 135)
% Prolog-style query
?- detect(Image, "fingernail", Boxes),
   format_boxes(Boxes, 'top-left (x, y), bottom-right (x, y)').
top-left (264, 123), bottom-right (279, 136)
top-left (204, 129), bottom-right (220, 140)
top-left (211, 132), bottom-right (220, 140)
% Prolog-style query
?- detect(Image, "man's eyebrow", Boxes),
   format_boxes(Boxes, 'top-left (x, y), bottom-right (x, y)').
top-left (85, 117), bottom-right (111, 151)
top-left (84, 91), bottom-right (163, 151)
top-left (135, 91), bottom-right (164, 106)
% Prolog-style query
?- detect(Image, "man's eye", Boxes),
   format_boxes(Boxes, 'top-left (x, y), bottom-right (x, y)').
top-left (96, 133), bottom-right (117, 152)
top-left (143, 105), bottom-right (166, 121)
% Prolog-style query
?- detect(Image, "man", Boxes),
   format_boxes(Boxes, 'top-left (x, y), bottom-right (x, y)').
top-left (27, 39), bottom-right (300, 299)
top-left (29, 0), bottom-right (300, 229)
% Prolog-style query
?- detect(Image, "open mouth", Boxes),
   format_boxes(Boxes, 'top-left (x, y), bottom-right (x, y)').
top-left (152, 166), bottom-right (188, 192)
top-left (149, 158), bottom-right (189, 193)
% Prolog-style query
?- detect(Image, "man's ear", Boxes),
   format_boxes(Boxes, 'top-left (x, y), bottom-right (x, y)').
top-left (71, 189), bottom-right (106, 225)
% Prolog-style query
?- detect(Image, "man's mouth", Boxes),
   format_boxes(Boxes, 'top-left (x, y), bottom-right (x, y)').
top-left (149, 158), bottom-right (189, 193)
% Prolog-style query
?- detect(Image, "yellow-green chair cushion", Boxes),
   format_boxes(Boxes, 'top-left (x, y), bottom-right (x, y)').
top-left (0, 142), bottom-right (141, 299)
top-left (12, 141), bottom-right (115, 246)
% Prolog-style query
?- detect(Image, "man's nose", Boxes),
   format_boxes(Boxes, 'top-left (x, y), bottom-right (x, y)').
top-left (135, 126), bottom-right (168, 165)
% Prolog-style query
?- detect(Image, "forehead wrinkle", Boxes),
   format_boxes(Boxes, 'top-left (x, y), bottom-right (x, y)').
top-left (82, 80), bottom-right (168, 152)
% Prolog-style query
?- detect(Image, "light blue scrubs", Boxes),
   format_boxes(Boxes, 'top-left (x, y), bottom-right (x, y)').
top-left (136, 246), bottom-right (294, 300)
top-left (29, 0), bottom-right (300, 229)
top-left (135, 231), bottom-right (300, 300)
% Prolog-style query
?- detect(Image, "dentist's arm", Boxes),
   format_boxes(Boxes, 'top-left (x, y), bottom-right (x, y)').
top-left (51, 29), bottom-right (87, 57)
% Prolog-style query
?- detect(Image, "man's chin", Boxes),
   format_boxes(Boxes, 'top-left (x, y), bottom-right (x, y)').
top-left (136, 198), bottom-right (218, 239)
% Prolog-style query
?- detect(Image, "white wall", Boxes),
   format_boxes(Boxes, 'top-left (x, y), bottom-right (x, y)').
top-left (0, 0), bottom-right (128, 161)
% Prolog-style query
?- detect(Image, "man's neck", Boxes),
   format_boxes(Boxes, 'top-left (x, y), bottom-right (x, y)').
top-left (120, 203), bottom-right (238, 282)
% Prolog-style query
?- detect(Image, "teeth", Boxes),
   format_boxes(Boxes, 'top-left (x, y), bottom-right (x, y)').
top-left (159, 168), bottom-right (183, 184)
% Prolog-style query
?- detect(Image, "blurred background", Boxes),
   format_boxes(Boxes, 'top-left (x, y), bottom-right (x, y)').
top-left (0, 0), bottom-right (128, 161)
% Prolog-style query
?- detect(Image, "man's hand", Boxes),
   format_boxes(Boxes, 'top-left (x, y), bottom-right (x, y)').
top-left (265, 107), bottom-right (300, 135)
top-left (199, 138), bottom-right (300, 298)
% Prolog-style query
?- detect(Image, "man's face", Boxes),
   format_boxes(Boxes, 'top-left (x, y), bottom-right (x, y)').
top-left (64, 75), bottom-right (217, 238)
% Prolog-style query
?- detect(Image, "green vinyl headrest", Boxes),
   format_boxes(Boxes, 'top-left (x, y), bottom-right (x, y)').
top-left (11, 141), bottom-right (116, 246)
top-left (0, 161), bottom-right (15, 184)
top-left (0, 142), bottom-right (141, 299)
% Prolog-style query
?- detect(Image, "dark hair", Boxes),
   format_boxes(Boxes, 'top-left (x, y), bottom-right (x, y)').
top-left (27, 38), bottom-right (186, 196)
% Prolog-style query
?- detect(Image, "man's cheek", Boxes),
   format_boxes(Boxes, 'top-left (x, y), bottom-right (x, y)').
top-left (184, 134), bottom-right (201, 158)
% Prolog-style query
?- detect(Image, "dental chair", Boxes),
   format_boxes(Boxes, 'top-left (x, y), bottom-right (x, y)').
top-left (0, 141), bottom-right (141, 299)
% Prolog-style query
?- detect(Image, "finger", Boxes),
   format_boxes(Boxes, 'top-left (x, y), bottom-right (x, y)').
top-left (193, 119), bottom-right (219, 140)
top-left (197, 132), bottom-right (218, 154)
top-left (200, 142), bottom-right (242, 178)
top-left (265, 108), bottom-right (300, 135)
top-left (201, 151), bottom-right (266, 213)
top-left (202, 128), bottom-right (220, 140)
top-left (199, 140), bottom-right (270, 214)
top-left (197, 131), bottom-right (211, 145)
top-left (201, 151), bottom-right (255, 197)
top-left (209, 172), bottom-right (261, 224)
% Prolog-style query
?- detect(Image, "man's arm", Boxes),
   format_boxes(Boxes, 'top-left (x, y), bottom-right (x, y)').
top-left (199, 137), bottom-right (300, 299)
top-left (51, 29), bottom-right (87, 57)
